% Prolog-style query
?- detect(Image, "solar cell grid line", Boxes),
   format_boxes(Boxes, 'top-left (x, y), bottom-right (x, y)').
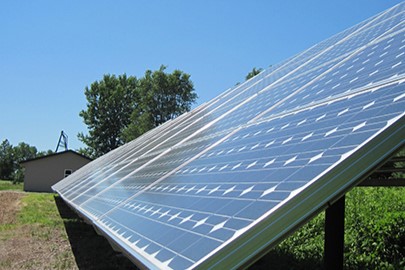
top-left (259, 27), bottom-right (405, 119)
top-left (206, 8), bottom-right (393, 111)
top-left (261, 75), bottom-right (405, 129)
top-left (249, 60), bottom-right (355, 124)
top-left (259, 6), bottom-right (385, 81)
top-left (92, 81), bottom-right (405, 269)
top-left (327, 8), bottom-right (404, 61)
top-left (52, 3), bottom-right (405, 270)
top-left (322, 10), bottom-right (405, 57)
top-left (314, 17), bottom-right (405, 71)
top-left (263, 46), bottom-right (400, 122)
top-left (218, 10), bottom-right (402, 114)
top-left (197, 5), bottom-right (400, 116)
top-left (217, 58), bottom-right (339, 119)
top-left (248, 4), bottom-right (403, 89)
top-left (280, 24), bottom-right (402, 89)
top-left (379, 2), bottom-right (405, 20)
top-left (270, 53), bottom-right (405, 118)
top-left (201, 44), bottom-right (330, 112)
top-left (281, 11), bottom-right (405, 86)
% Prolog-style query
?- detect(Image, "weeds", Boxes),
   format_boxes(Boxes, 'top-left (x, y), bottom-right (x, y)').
top-left (262, 187), bottom-right (405, 269)
top-left (0, 180), bottom-right (23, 191)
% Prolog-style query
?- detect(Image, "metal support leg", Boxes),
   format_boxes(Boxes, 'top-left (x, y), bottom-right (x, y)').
top-left (324, 195), bottom-right (345, 270)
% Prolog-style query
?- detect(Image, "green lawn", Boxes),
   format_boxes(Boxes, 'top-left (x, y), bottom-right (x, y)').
top-left (0, 180), bottom-right (23, 191)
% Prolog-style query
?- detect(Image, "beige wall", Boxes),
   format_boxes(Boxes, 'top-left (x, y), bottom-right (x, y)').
top-left (23, 152), bottom-right (91, 192)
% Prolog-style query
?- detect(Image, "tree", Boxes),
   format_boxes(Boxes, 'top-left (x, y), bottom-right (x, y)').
top-left (0, 139), bottom-right (14, 180)
top-left (245, 67), bottom-right (263, 80)
top-left (12, 142), bottom-right (38, 182)
top-left (78, 67), bottom-right (197, 157)
top-left (78, 74), bottom-right (138, 158)
top-left (122, 66), bottom-right (197, 142)
top-left (0, 139), bottom-right (40, 182)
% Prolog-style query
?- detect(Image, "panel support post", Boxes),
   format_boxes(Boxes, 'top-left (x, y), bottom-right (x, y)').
top-left (324, 195), bottom-right (345, 270)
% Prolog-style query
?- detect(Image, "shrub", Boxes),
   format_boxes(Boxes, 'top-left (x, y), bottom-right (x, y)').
top-left (256, 187), bottom-right (405, 269)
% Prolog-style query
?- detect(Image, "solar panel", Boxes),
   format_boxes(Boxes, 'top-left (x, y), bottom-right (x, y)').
top-left (53, 3), bottom-right (405, 269)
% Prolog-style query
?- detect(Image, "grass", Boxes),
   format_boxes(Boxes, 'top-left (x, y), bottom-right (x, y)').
top-left (0, 187), bottom-right (77, 269)
top-left (18, 192), bottom-right (63, 227)
top-left (0, 181), bottom-right (136, 270)
top-left (17, 193), bottom-right (68, 245)
top-left (0, 180), bottom-right (23, 191)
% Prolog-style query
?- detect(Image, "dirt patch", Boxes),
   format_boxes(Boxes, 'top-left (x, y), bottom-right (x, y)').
top-left (0, 191), bottom-right (25, 225)
top-left (0, 192), bottom-right (136, 270)
top-left (0, 191), bottom-right (77, 270)
top-left (0, 224), bottom-right (75, 270)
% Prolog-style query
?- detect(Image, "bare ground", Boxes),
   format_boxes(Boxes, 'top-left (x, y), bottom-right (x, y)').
top-left (0, 191), bottom-right (136, 270)
top-left (0, 191), bottom-right (75, 270)
top-left (0, 191), bottom-right (24, 225)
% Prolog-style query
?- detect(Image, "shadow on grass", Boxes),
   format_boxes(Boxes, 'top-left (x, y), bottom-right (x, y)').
top-left (54, 195), bottom-right (138, 270)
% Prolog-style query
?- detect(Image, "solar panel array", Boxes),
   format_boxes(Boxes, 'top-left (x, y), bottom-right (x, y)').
top-left (53, 3), bottom-right (405, 269)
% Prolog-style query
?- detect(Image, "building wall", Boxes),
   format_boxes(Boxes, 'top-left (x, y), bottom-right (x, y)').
top-left (23, 152), bottom-right (91, 192)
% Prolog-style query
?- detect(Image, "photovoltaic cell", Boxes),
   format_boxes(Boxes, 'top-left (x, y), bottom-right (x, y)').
top-left (53, 3), bottom-right (405, 269)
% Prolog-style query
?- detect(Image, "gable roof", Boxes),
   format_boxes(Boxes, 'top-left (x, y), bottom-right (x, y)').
top-left (20, 150), bottom-right (92, 164)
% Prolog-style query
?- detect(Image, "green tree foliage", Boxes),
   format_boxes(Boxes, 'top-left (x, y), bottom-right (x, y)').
top-left (123, 66), bottom-right (197, 141)
top-left (245, 67), bottom-right (263, 80)
top-left (13, 142), bottom-right (38, 182)
top-left (0, 139), bottom-right (40, 182)
top-left (0, 139), bottom-right (14, 180)
top-left (78, 74), bottom-right (138, 158)
top-left (14, 142), bottom-right (38, 162)
top-left (79, 66), bottom-right (197, 157)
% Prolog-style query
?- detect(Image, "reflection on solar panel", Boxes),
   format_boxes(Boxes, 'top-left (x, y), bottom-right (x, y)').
top-left (53, 3), bottom-right (405, 269)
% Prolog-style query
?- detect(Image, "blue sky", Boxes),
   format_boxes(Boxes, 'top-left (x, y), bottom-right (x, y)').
top-left (1, 0), bottom-right (402, 152)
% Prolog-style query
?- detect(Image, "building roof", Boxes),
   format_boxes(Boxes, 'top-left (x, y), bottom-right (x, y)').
top-left (20, 150), bottom-right (92, 164)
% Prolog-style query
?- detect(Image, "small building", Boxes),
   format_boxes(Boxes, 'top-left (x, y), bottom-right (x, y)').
top-left (21, 150), bottom-right (92, 192)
